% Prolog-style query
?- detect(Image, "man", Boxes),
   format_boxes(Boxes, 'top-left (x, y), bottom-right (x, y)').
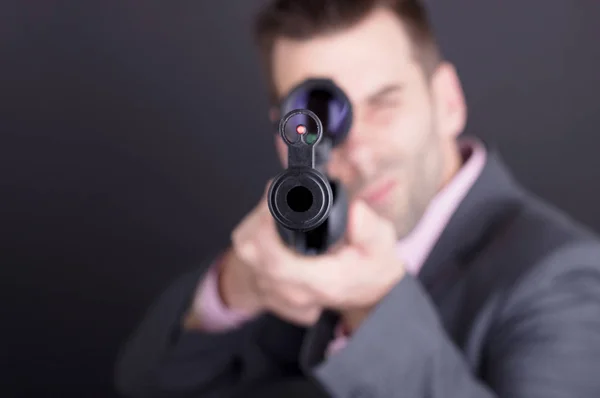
top-left (114, 1), bottom-right (600, 397)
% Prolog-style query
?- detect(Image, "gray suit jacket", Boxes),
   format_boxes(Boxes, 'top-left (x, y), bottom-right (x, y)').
top-left (114, 151), bottom-right (600, 398)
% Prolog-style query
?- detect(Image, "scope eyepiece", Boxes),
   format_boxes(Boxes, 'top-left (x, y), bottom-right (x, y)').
top-left (279, 78), bottom-right (353, 148)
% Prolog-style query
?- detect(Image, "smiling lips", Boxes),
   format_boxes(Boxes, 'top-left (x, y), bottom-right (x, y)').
top-left (361, 179), bottom-right (397, 204)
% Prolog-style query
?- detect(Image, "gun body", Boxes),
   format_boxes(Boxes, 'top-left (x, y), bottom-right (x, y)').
top-left (268, 79), bottom-right (352, 256)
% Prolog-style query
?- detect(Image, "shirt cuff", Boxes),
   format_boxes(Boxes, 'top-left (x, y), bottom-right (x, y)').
top-left (193, 259), bottom-right (254, 332)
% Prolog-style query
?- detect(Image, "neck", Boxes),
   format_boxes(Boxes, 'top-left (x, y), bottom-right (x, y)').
top-left (439, 140), bottom-right (463, 190)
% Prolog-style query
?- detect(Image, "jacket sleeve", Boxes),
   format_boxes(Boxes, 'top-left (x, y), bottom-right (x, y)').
top-left (114, 264), bottom-right (307, 398)
top-left (309, 243), bottom-right (600, 398)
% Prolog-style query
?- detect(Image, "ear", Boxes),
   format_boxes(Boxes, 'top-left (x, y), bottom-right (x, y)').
top-left (431, 62), bottom-right (467, 138)
top-left (269, 107), bottom-right (279, 124)
top-left (270, 106), bottom-right (287, 167)
top-left (269, 106), bottom-right (281, 138)
top-left (274, 131), bottom-right (288, 167)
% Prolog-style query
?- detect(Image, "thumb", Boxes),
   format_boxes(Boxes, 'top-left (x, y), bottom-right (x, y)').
top-left (346, 200), bottom-right (382, 251)
top-left (258, 178), bottom-right (275, 212)
top-left (263, 178), bottom-right (275, 198)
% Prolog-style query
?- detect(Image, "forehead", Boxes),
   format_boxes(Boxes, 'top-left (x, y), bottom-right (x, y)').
top-left (271, 8), bottom-right (417, 101)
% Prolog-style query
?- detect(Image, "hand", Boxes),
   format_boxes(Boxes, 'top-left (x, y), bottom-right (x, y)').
top-left (221, 181), bottom-right (324, 326)
top-left (236, 193), bottom-right (406, 331)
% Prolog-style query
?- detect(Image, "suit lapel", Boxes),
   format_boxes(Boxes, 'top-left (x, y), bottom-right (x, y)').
top-left (417, 150), bottom-right (524, 302)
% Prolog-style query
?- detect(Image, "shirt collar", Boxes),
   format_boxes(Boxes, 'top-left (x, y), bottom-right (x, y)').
top-left (397, 137), bottom-right (487, 275)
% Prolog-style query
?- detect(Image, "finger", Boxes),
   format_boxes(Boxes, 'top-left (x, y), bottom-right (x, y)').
top-left (254, 216), bottom-right (293, 263)
top-left (232, 198), bottom-right (265, 245)
top-left (231, 179), bottom-right (276, 264)
top-left (231, 216), bottom-right (262, 264)
top-left (347, 200), bottom-right (376, 246)
top-left (263, 178), bottom-right (274, 197)
top-left (257, 178), bottom-right (275, 212)
top-left (253, 209), bottom-right (302, 268)
top-left (269, 252), bottom-right (349, 296)
top-left (262, 282), bottom-right (316, 312)
top-left (263, 297), bottom-right (322, 327)
top-left (255, 275), bottom-right (315, 310)
top-left (346, 200), bottom-right (395, 252)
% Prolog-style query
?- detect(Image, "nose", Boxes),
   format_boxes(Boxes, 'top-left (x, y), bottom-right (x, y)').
top-left (328, 122), bottom-right (377, 183)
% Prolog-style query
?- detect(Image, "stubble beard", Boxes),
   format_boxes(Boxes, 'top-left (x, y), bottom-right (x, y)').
top-left (388, 131), bottom-right (445, 240)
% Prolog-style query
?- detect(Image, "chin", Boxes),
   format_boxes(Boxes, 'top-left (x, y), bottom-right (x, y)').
top-left (385, 205), bottom-right (415, 239)
top-left (394, 222), bottom-right (414, 240)
top-left (373, 204), bottom-right (399, 227)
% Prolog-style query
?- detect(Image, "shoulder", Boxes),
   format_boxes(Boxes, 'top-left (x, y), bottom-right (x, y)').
top-left (509, 191), bottom-right (600, 267)
top-left (490, 190), bottom-right (600, 304)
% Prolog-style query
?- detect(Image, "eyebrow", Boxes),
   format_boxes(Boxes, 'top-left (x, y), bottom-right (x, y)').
top-left (365, 84), bottom-right (404, 103)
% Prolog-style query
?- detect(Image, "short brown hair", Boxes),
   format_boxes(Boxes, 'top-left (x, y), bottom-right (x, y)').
top-left (254, 0), bottom-right (443, 104)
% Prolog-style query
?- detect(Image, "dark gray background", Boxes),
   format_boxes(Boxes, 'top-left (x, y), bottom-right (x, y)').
top-left (2, 1), bottom-right (599, 397)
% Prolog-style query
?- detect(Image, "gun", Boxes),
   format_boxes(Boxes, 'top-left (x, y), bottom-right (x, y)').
top-left (268, 79), bottom-right (352, 256)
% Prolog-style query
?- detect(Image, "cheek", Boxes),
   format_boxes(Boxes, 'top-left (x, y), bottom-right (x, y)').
top-left (375, 111), bottom-right (424, 159)
top-left (326, 151), bottom-right (355, 187)
top-left (388, 101), bottom-right (435, 155)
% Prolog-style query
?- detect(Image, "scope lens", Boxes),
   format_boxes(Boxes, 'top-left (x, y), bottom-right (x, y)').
top-left (283, 86), bottom-right (351, 139)
top-left (283, 112), bottom-right (320, 145)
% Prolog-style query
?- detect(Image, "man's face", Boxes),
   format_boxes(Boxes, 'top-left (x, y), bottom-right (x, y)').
top-left (270, 8), bottom-right (466, 237)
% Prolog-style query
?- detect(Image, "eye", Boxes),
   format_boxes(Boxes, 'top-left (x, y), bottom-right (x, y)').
top-left (372, 97), bottom-right (400, 109)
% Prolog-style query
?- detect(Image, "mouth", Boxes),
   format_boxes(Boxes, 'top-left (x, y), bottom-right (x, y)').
top-left (360, 178), bottom-right (397, 205)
